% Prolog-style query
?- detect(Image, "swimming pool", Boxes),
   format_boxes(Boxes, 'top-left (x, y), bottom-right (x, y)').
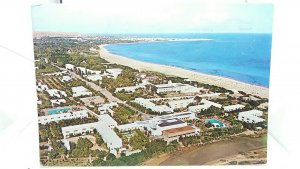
top-left (47, 107), bottom-right (71, 115)
top-left (206, 119), bottom-right (225, 128)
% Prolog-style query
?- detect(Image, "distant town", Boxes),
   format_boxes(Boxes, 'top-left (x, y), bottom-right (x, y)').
top-left (35, 32), bottom-right (268, 166)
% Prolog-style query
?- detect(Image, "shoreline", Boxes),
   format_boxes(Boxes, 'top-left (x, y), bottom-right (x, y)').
top-left (98, 44), bottom-right (269, 98)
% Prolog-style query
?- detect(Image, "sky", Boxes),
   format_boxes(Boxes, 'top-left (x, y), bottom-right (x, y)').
top-left (31, 0), bottom-right (273, 34)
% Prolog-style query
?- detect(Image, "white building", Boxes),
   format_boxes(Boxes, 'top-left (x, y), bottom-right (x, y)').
top-left (86, 69), bottom-right (102, 75)
top-left (238, 110), bottom-right (265, 123)
top-left (60, 75), bottom-right (72, 82)
top-left (62, 139), bottom-right (70, 150)
top-left (37, 83), bottom-right (49, 92)
top-left (43, 71), bottom-right (67, 76)
top-left (86, 74), bottom-right (102, 81)
top-left (105, 68), bottom-right (122, 79)
top-left (38, 110), bottom-right (88, 124)
top-left (188, 99), bottom-right (222, 112)
top-left (168, 98), bottom-right (195, 110)
top-left (98, 102), bottom-right (118, 114)
top-left (76, 67), bottom-right (87, 75)
top-left (71, 86), bottom-right (92, 97)
top-left (61, 121), bottom-right (122, 155)
top-left (115, 80), bottom-right (151, 93)
top-left (115, 85), bottom-right (145, 93)
top-left (134, 98), bottom-right (173, 114)
top-left (46, 89), bottom-right (67, 98)
top-left (50, 99), bottom-right (66, 106)
top-left (117, 111), bottom-right (197, 133)
top-left (224, 104), bottom-right (245, 112)
top-left (154, 81), bottom-right (201, 93)
top-left (98, 114), bottom-right (118, 129)
top-left (65, 64), bottom-right (75, 71)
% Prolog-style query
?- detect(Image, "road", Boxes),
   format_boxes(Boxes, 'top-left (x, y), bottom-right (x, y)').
top-left (54, 64), bottom-right (152, 120)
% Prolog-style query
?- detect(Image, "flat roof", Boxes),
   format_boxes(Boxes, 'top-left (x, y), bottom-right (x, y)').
top-left (163, 125), bottom-right (194, 134)
top-left (158, 118), bottom-right (184, 127)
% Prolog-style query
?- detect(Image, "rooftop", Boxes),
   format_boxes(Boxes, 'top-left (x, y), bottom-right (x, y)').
top-left (158, 118), bottom-right (184, 127)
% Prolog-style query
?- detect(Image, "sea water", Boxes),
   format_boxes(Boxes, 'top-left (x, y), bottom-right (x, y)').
top-left (105, 34), bottom-right (272, 87)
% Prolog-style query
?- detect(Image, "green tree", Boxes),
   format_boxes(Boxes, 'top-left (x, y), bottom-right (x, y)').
top-left (129, 130), bottom-right (149, 150)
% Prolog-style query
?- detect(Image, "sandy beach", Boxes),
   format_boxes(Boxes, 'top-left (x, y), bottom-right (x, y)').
top-left (99, 45), bottom-right (269, 98)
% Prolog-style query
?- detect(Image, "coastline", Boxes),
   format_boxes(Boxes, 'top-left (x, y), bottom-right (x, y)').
top-left (98, 44), bottom-right (269, 98)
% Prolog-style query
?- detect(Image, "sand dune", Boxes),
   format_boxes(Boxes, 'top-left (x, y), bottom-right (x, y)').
top-left (98, 45), bottom-right (269, 98)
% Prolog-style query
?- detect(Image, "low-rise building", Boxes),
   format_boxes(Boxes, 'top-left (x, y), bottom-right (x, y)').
top-left (134, 98), bottom-right (173, 114)
top-left (46, 89), bottom-right (67, 98)
top-left (37, 83), bottom-right (49, 92)
top-left (115, 85), bottom-right (145, 93)
top-left (162, 125), bottom-right (200, 143)
top-left (65, 64), bottom-right (75, 71)
top-left (98, 102), bottom-right (118, 114)
top-left (224, 104), bottom-right (245, 112)
top-left (188, 99), bottom-right (222, 112)
top-left (238, 110), bottom-right (265, 123)
top-left (85, 74), bottom-right (102, 81)
top-left (50, 99), bottom-right (66, 106)
top-left (98, 114), bottom-right (118, 129)
top-left (86, 74), bottom-right (102, 81)
top-left (106, 68), bottom-right (122, 79)
top-left (60, 75), bottom-right (72, 82)
top-left (115, 79), bottom-right (151, 93)
top-left (38, 110), bottom-right (88, 124)
top-left (61, 121), bottom-right (122, 155)
top-left (61, 139), bottom-right (70, 150)
top-left (117, 111), bottom-right (198, 135)
top-left (154, 81), bottom-right (201, 94)
top-left (71, 86), bottom-right (92, 97)
top-left (86, 69), bottom-right (102, 75)
top-left (168, 98), bottom-right (195, 110)
top-left (76, 67), bottom-right (87, 75)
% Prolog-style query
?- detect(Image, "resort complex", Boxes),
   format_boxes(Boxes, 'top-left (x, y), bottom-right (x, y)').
top-left (34, 33), bottom-right (269, 166)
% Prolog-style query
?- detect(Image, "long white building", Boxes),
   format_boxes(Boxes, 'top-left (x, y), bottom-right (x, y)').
top-left (38, 110), bottom-right (89, 124)
top-left (105, 68), bottom-right (122, 79)
top-left (71, 86), bottom-right (92, 97)
top-left (188, 99), bottom-right (222, 112)
top-left (46, 89), bottom-right (67, 98)
top-left (117, 111), bottom-right (198, 135)
top-left (61, 121), bottom-right (122, 154)
top-left (50, 99), bottom-right (66, 106)
top-left (98, 114), bottom-right (118, 129)
top-left (154, 81), bottom-right (201, 94)
top-left (168, 98), bottom-right (195, 110)
top-left (134, 98), bottom-right (173, 113)
top-left (115, 79), bottom-right (151, 93)
top-left (224, 104), bottom-right (245, 112)
top-left (85, 74), bottom-right (102, 81)
top-left (238, 110), bottom-right (265, 123)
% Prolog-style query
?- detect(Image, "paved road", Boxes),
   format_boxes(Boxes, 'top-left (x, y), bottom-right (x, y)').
top-left (54, 65), bottom-right (152, 120)
top-left (69, 71), bottom-right (152, 120)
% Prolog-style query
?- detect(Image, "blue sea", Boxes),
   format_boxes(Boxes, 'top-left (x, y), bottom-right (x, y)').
top-left (105, 34), bottom-right (272, 87)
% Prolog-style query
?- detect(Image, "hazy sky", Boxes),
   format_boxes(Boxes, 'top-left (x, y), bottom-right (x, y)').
top-left (31, 0), bottom-right (273, 34)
